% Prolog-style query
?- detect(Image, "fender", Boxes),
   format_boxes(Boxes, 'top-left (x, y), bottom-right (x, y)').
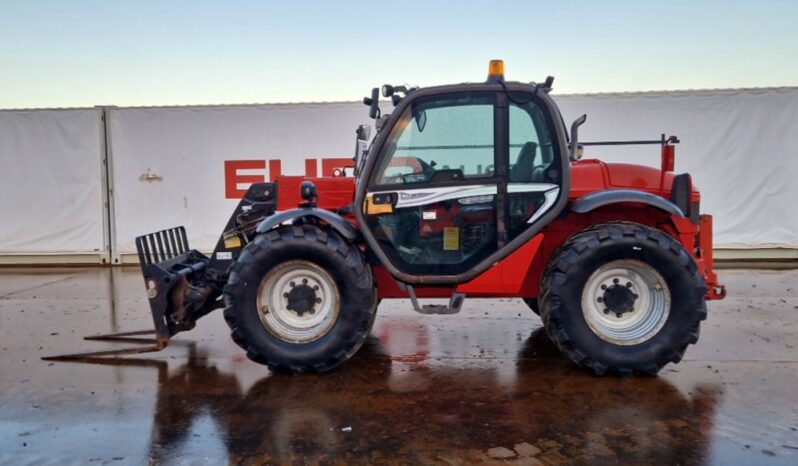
top-left (571, 189), bottom-right (684, 217)
top-left (256, 207), bottom-right (359, 242)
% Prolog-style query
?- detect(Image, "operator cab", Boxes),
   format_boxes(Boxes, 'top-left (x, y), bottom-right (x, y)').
top-left (355, 61), bottom-right (572, 284)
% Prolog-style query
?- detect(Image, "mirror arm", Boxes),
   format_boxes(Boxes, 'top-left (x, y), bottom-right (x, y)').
top-left (367, 88), bottom-right (381, 120)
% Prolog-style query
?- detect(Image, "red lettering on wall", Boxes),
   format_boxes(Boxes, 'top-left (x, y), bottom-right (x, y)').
top-left (268, 159), bottom-right (282, 181)
top-left (304, 159), bottom-right (318, 177)
top-left (224, 157), bottom-right (353, 199)
top-left (224, 160), bottom-right (266, 199)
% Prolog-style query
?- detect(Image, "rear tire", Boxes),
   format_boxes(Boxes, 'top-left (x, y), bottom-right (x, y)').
top-left (539, 222), bottom-right (707, 375)
top-left (223, 224), bottom-right (376, 374)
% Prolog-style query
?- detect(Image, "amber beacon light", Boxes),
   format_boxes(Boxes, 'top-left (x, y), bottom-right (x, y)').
top-left (488, 59), bottom-right (504, 81)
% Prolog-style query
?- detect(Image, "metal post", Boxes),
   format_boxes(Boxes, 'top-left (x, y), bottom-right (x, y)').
top-left (96, 106), bottom-right (120, 265)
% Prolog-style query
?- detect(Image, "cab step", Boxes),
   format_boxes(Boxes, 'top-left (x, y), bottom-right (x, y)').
top-left (404, 285), bottom-right (465, 315)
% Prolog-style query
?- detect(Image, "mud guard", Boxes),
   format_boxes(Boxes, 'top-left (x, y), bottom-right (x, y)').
top-left (571, 189), bottom-right (684, 217)
top-left (256, 207), bottom-right (359, 242)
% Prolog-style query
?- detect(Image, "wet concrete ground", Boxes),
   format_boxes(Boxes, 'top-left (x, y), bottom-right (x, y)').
top-left (1, 268), bottom-right (797, 465)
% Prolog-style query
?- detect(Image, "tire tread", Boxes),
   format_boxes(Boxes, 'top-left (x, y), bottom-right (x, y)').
top-left (222, 224), bottom-right (375, 374)
top-left (540, 221), bottom-right (707, 376)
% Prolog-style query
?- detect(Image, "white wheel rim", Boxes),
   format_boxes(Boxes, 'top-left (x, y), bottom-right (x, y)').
top-left (581, 259), bottom-right (671, 345)
top-left (256, 260), bottom-right (340, 343)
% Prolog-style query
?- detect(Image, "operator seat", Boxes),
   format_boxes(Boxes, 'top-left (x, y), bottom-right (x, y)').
top-left (509, 141), bottom-right (538, 182)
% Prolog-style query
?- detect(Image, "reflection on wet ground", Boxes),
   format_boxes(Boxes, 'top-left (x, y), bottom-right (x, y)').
top-left (1, 268), bottom-right (797, 465)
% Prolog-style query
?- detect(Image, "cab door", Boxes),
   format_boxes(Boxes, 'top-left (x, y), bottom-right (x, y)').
top-left (361, 88), bottom-right (564, 279)
top-left (364, 91), bottom-right (499, 276)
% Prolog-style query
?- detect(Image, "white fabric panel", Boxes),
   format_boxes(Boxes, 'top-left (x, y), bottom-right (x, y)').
top-left (0, 109), bottom-right (105, 254)
top-left (555, 88), bottom-right (798, 249)
top-left (110, 104), bottom-right (365, 252)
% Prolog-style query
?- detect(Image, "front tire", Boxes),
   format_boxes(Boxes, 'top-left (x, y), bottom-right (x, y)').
top-left (523, 298), bottom-right (540, 316)
top-left (540, 222), bottom-right (707, 375)
top-left (223, 224), bottom-right (376, 374)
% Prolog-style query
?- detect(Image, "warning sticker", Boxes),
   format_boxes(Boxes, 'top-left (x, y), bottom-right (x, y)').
top-left (224, 236), bottom-right (242, 249)
top-left (443, 227), bottom-right (460, 250)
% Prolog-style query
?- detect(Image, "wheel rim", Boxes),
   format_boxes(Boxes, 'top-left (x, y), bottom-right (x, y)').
top-left (580, 259), bottom-right (671, 345)
top-left (256, 260), bottom-right (340, 343)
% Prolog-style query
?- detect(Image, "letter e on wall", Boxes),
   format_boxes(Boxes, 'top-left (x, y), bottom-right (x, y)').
top-left (224, 160), bottom-right (266, 199)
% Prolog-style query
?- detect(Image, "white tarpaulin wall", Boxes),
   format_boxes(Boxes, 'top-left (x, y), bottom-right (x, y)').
top-left (0, 108), bottom-right (106, 259)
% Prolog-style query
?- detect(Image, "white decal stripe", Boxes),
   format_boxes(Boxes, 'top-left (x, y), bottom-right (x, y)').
top-left (369, 183), bottom-right (561, 210)
top-left (371, 185), bottom-right (496, 209)
top-left (398, 186), bottom-right (497, 208)
top-left (507, 183), bottom-right (559, 193)
top-left (527, 187), bottom-right (560, 224)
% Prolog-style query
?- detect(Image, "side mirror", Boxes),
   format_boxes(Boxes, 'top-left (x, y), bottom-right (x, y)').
top-left (413, 108), bottom-right (427, 132)
top-left (542, 76), bottom-right (554, 92)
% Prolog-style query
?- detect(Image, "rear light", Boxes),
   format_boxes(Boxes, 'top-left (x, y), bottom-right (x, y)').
top-left (661, 144), bottom-right (675, 172)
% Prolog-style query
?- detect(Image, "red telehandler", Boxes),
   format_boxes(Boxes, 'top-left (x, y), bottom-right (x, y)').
top-left (47, 61), bottom-right (725, 375)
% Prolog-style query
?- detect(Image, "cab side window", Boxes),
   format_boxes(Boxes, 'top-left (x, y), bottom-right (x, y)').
top-left (507, 98), bottom-right (561, 240)
top-left (508, 101), bottom-right (557, 183)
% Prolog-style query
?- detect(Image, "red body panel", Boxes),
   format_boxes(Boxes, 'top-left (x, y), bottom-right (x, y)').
top-left (275, 175), bottom-right (355, 212)
top-left (456, 235), bottom-right (545, 297)
top-left (571, 160), bottom-right (699, 203)
top-left (272, 160), bottom-right (723, 301)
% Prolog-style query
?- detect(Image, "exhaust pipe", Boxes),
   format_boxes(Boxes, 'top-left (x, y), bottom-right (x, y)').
top-left (569, 114), bottom-right (587, 162)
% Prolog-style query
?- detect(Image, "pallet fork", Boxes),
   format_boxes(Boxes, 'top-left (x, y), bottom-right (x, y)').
top-left (43, 227), bottom-right (216, 362)
top-left (42, 330), bottom-right (167, 361)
